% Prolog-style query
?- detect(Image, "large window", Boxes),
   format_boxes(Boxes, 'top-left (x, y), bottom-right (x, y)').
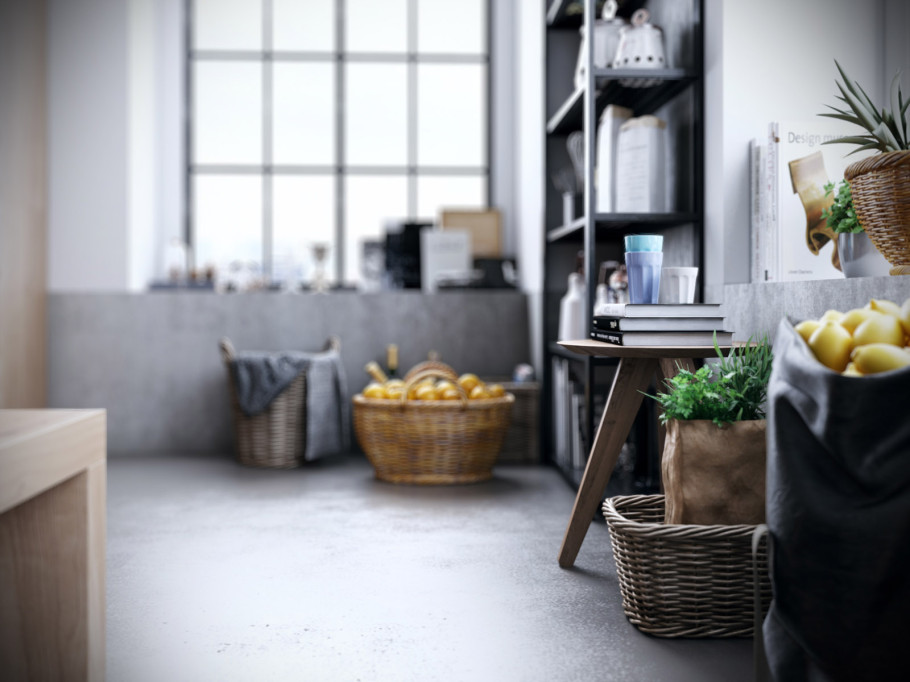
top-left (188, 0), bottom-right (490, 287)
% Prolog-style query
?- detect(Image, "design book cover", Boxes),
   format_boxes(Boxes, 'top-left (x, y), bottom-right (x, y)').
top-left (766, 120), bottom-right (875, 282)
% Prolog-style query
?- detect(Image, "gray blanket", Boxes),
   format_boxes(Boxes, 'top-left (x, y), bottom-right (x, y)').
top-left (230, 347), bottom-right (349, 460)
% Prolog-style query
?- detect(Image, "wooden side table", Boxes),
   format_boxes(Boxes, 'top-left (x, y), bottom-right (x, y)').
top-left (0, 409), bottom-right (107, 681)
top-left (555, 340), bottom-right (733, 568)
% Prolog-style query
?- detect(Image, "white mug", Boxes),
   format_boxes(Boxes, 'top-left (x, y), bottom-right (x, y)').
top-left (660, 267), bottom-right (698, 304)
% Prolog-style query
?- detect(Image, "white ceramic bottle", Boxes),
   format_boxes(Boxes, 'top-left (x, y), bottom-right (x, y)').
top-left (558, 272), bottom-right (586, 341)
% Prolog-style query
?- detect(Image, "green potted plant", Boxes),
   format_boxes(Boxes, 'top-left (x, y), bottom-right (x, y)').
top-left (646, 334), bottom-right (774, 525)
top-left (820, 179), bottom-right (891, 277)
top-left (820, 60), bottom-right (910, 274)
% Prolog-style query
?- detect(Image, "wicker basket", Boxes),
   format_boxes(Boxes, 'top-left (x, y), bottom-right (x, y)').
top-left (494, 381), bottom-right (540, 464)
top-left (220, 338), bottom-right (317, 469)
top-left (353, 369), bottom-right (514, 485)
top-left (603, 494), bottom-right (771, 638)
top-left (844, 150), bottom-right (910, 275)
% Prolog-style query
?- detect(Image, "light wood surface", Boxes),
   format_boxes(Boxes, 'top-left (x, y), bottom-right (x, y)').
top-left (556, 345), bottom-right (723, 568)
top-left (0, 409), bottom-right (106, 681)
top-left (558, 339), bottom-right (737, 358)
top-left (0, 0), bottom-right (47, 408)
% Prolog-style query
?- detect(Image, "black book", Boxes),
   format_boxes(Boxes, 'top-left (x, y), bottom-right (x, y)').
top-left (593, 316), bottom-right (727, 332)
top-left (590, 329), bottom-right (734, 347)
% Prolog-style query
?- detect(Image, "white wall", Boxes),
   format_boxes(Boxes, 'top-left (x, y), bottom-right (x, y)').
top-left (702, 0), bottom-right (892, 301)
top-left (48, 0), bottom-right (130, 291)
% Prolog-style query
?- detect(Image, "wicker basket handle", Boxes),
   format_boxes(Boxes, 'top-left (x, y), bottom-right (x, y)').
top-left (219, 337), bottom-right (236, 364)
top-left (401, 369), bottom-right (469, 407)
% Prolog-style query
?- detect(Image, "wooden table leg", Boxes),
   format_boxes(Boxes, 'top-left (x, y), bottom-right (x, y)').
top-left (558, 357), bottom-right (658, 568)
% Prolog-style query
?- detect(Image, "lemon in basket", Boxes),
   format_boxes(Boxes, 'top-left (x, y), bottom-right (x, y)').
top-left (414, 384), bottom-right (439, 401)
top-left (457, 373), bottom-right (481, 393)
top-left (487, 383), bottom-right (505, 398)
top-left (362, 382), bottom-right (386, 399)
top-left (469, 384), bottom-right (492, 400)
top-left (439, 387), bottom-right (461, 400)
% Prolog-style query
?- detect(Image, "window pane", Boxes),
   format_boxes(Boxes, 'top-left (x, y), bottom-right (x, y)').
top-left (345, 175), bottom-right (407, 283)
top-left (345, 64), bottom-right (408, 166)
top-left (417, 64), bottom-right (486, 167)
top-left (346, 0), bottom-right (407, 53)
top-left (416, 175), bottom-right (486, 221)
top-left (273, 175), bottom-right (335, 286)
top-left (193, 0), bottom-right (262, 51)
top-left (417, 0), bottom-right (486, 55)
top-left (272, 63), bottom-right (335, 165)
top-left (193, 175), bottom-right (263, 278)
top-left (273, 0), bottom-right (335, 52)
top-left (193, 62), bottom-right (262, 165)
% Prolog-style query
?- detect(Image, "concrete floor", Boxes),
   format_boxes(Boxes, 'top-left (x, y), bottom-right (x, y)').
top-left (107, 453), bottom-right (752, 681)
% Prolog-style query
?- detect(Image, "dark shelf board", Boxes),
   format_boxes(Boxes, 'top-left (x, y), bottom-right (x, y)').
top-left (547, 212), bottom-right (700, 243)
top-left (546, 69), bottom-right (696, 135)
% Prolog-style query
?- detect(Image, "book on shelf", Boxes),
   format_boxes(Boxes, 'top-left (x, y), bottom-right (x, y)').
top-left (759, 120), bottom-right (876, 282)
top-left (596, 302), bottom-right (722, 318)
top-left (590, 329), bottom-right (734, 347)
top-left (749, 137), bottom-right (767, 283)
top-left (593, 316), bottom-right (726, 332)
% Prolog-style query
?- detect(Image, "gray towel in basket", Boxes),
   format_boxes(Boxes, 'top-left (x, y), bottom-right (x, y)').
top-left (231, 352), bottom-right (310, 417)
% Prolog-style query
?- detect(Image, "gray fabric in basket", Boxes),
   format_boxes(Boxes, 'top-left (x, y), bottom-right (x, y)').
top-left (231, 352), bottom-right (310, 417)
top-left (302, 348), bottom-right (349, 461)
top-left (763, 318), bottom-right (910, 681)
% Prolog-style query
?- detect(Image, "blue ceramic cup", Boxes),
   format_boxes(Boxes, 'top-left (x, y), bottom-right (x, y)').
top-left (625, 251), bottom-right (663, 304)
top-left (624, 234), bottom-right (663, 253)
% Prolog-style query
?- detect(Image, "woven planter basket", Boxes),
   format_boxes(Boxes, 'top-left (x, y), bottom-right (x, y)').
top-left (353, 369), bottom-right (514, 485)
top-left (844, 150), bottom-right (910, 275)
top-left (603, 494), bottom-right (772, 638)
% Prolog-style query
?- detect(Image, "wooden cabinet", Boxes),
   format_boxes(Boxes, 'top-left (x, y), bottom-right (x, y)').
top-left (0, 410), bottom-right (107, 681)
top-left (543, 0), bottom-right (704, 489)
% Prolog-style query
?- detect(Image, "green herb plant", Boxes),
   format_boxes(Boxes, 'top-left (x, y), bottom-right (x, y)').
top-left (820, 60), bottom-right (909, 155)
top-left (820, 179), bottom-right (862, 234)
top-left (645, 333), bottom-right (774, 428)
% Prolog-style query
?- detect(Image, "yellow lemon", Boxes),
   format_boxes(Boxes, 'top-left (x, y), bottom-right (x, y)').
top-left (362, 382), bottom-right (386, 399)
top-left (900, 298), bottom-right (910, 336)
top-left (413, 384), bottom-right (439, 401)
top-left (867, 298), bottom-right (902, 317)
top-left (439, 387), bottom-right (461, 401)
top-left (819, 309), bottom-right (844, 323)
top-left (851, 343), bottom-right (910, 374)
top-left (853, 313), bottom-right (904, 347)
top-left (469, 385), bottom-right (492, 400)
top-left (839, 308), bottom-right (883, 334)
top-left (808, 321), bottom-right (853, 372)
top-left (794, 319), bottom-right (821, 343)
top-left (435, 380), bottom-right (456, 393)
top-left (487, 383), bottom-right (505, 398)
top-left (457, 373), bottom-right (481, 393)
top-left (407, 378), bottom-right (435, 399)
top-left (384, 379), bottom-right (405, 390)
top-left (842, 362), bottom-right (863, 377)
top-left (385, 385), bottom-right (404, 400)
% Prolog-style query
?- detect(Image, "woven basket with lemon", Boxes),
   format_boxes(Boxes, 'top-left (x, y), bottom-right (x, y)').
top-left (352, 360), bottom-right (514, 484)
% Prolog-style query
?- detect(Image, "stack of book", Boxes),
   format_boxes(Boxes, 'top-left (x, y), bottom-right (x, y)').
top-left (590, 303), bottom-right (732, 346)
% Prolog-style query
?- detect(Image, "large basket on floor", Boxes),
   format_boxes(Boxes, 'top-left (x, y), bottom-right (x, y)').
top-left (493, 380), bottom-right (540, 464)
top-left (353, 369), bottom-right (514, 485)
top-left (603, 494), bottom-right (771, 638)
top-left (220, 338), bottom-right (308, 469)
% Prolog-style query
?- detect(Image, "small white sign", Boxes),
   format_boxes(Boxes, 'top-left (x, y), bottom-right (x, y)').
top-left (420, 229), bottom-right (472, 293)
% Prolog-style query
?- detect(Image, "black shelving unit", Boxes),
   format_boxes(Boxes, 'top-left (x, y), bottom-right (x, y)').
top-left (543, 0), bottom-right (705, 491)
